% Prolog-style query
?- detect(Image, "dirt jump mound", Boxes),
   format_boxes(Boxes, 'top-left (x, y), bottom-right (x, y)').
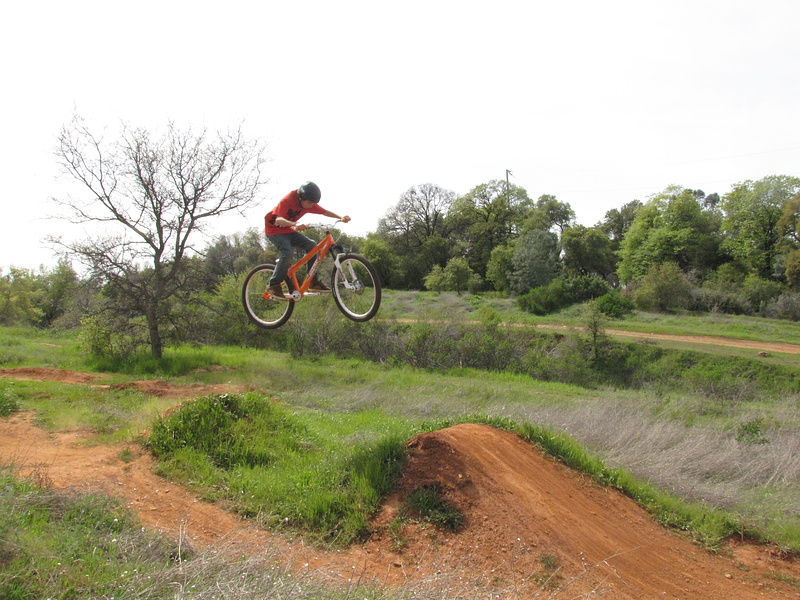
top-left (364, 424), bottom-right (798, 599)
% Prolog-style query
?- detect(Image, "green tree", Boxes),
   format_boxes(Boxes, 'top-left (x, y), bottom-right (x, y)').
top-left (521, 194), bottom-right (576, 234)
top-left (600, 200), bottom-right (643, 250)
top-left (510, 229), bottom-right (561, 294)
top-left (378, 183), bottom-right (454, 246)
top-left (617, 187), bottom-right (722, 284)
top-left (442, 256), bottom-right (475, 295)
top-left (485, 243), bottom-right (514, 292)
top-left (204, 229), bottom-right (270, 280)
top-left (720, 175), bottom-right (800, 280)
top-left (448, 180), bottom-right (532, 277)
top-left (423, 264), bottom-right (446, 292)
top-left (776, 192), bottom-right (800, 284)
top-left (561, 225), bottom-right (617, 281)
top-left (361, 236), bottom-right (402, 289)
top-left (0, 268), bottom-right (43, 326)
top-left (784, 249), bottom-right (800, 289)
top-left (52, 116), bottom-right (267, 357)
top-left (423, 257), bottom-right (478, 295)
top-left (376, 183), bottom-right (456, 288)
top-left (37, 260), bottom-right (79, 327)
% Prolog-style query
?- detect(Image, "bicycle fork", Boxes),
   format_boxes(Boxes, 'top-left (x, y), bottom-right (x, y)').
top-left (334, 255), bottom-right (363, 292)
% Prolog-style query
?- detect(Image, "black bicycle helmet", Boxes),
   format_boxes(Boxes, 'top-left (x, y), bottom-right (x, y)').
top-left (297, 181), bottom-right (322, 203)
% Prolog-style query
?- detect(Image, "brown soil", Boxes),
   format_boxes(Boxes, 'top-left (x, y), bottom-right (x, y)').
top-left (1, 367), bottom-right (799, 598)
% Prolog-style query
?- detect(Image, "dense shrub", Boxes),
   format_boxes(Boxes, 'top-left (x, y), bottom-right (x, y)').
top-left (565, 275), bottom-right (611, 302)
top-left (518, 276), bottom-right (610, 316)
top-left (517, 279), bottom-right (571, 315)
top-left (148, 393), bottom-right (309, 469)
top-left (769, 292), bottom-right (800, 321)
top-left (594, 292), bottom-right (635, 318)
top-left (741, 275), bottom-right (784, 314)
top-left (687, 287), bottom-right (751, 315)
top-left (633, 262), bottom-right (692, 312)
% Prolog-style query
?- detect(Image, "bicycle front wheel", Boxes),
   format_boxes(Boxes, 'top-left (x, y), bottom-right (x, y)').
top-left (242, 265), bottom-right (294, 329)
top-left (331, 254), bottom-right (381, 322)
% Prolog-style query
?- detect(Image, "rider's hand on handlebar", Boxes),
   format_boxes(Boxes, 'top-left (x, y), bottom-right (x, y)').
top-left (295, 223), bottom-right (310, 232)
top-left (341, 215), bottom-right (351, 223)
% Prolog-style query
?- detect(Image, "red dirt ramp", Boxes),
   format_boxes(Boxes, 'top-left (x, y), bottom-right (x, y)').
top-left (368, 423), bottom-right (796, 598)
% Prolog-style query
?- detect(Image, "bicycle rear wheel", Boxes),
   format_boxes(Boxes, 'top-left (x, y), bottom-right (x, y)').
top-left (242, 265), bottom-right (294, 329)
top-left (331, 254), bottom-right (381, 322)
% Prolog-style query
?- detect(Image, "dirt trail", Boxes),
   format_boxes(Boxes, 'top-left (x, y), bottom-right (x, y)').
top-left (1, 368), bottom-right (799, 598)
top-left (393, 319), bottom-right (800, 355)
top-left (563, 325), bottom-right (800, 355)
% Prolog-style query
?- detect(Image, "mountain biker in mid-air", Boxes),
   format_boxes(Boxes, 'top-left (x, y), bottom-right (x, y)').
top-left (263, 181), bottom-right (351, 298)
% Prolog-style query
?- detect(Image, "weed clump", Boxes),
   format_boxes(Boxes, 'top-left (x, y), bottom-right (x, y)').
top-left (0, 380), bottom-right (20, 417)
top-left (406, 483), bottom-right (464, 532)
top-left (147, 392), bottom-right (407, 545)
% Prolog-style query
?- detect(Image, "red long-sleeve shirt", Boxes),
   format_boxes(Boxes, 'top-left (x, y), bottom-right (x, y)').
top-left (264, 189), bottom-right (326, 235)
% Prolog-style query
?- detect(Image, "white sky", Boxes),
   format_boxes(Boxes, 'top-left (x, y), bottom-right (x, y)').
top-left (2, 0), bottom-right (799, 270)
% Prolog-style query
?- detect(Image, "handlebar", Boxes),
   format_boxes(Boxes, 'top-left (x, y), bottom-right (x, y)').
top-left (293, 219), bottom-right (344, 231)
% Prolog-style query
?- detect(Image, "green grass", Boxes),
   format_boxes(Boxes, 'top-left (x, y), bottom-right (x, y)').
top-left (0, 327), bottom-right (86, 370)
top-left (0, 464), bottom-right (183, 600)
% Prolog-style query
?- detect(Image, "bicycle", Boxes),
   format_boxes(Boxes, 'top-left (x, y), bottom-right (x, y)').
top-left (242, 221), bottom-right (382, 329)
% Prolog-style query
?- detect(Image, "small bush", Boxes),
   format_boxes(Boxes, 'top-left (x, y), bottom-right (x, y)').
top-left (518, 277), bottom-right (610, 316)
top-left (742, 275), bottom-right (784, 314)
top-left (633, 262), bottom-right (692, 312)
top-left (564, 275), bottom-right (610, 302)
top-left (736, 418), bottom-right (770, 445)
top-left (594, 292), bottom-right (635, 318)
top-left (0, 380), bottom-right (20, 417)
top-left (688, 287), bottom-right (751, 315)
top-left (517, 279), bottom-right (571, 315)
top-left (148, 393), bottom-right (308, 469)
top-left (78, 313), bottom-right (147, 360)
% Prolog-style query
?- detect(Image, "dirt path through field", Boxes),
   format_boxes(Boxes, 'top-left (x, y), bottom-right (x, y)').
top-left (391, 319), bottom-right (800, 355)
top-left (1, 368), bottom-right (799, 598)
top-left (569, 325), bottom-right (800, 355)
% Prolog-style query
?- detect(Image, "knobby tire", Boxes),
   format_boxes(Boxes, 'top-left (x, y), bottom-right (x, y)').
top-left (331, 254), bottom-right (381, 322)
top-left (242, 264), bottom-right (294, 329)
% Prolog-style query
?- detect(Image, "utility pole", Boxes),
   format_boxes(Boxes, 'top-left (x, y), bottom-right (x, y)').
top-left (505, 169), bottom-right (515, 235)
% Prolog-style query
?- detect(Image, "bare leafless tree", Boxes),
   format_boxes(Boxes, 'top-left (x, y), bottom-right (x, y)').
top-left (378, 183), bottom-right (455, 248)
top-left (51, 115), bottom-right (268, 357)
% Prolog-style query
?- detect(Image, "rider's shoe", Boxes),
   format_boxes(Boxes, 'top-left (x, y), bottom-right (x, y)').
top-left (267, 284), bottom-right (285, 299)
top-left (309, 280), bottom-right (331, 293)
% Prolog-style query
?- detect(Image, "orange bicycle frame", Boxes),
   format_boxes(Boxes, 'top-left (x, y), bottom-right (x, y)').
top-left (283, 231), bottom-right (337, 295)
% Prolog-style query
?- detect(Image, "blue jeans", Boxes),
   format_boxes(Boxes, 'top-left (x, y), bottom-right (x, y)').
top-left (267, 232), bottom-right (318, 287)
